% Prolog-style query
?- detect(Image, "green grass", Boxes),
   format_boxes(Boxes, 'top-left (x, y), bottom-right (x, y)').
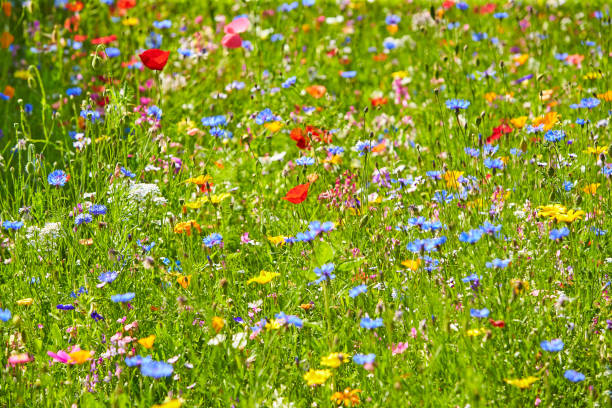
top-left (0, 0), bottom-right (610, 407)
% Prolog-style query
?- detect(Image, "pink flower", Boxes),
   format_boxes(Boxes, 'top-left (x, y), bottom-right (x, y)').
top-left (8, 353), bottom-right (32, 367)
top-left (391, 342), bottom-right (409, 356)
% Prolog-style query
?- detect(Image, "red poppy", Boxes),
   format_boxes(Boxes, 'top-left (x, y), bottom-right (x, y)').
top-left (91, 35), bottom-right (117, 45)
top-left (282, 183), bottom-right (310, 204)
top-left (290, 128), bottom-right (310, 150)
top-left (139, 49), bottom-right (170, 71)
top-left (66, 1), bottom-right (83, 12)
top-left (442, 1), bottom-right (455, 9)
top-left (489, 319), bottom-right (505, 328)
top-left (486, 123), bottom-right (512, 144)
top-left (74, 34), bottom-right (87, 42)
top-left (117, 0), bottom-right (136, 9)
top-left (305, 126), bottom-right (332, 144)
top-left (371, 97), bottom-right (388, 107)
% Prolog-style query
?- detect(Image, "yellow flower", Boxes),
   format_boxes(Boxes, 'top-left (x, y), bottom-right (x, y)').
top-left (511, 279), bottom-right (529, 296)
top-left (584, 146), bottom-right (607, 155)
top-left (466, 328), bottom-right (487, 337)
top-left (392, 71), bottom-right (409, 79)
top-left (582, 183), bottom-right (600, 195)
top-left (267, 235), bottom-right (286, 246)
top-left (185, 175), bottom-right (211, 186)
top-left (266, 319), bottom-right (283, 331)
top-left (323, 154), bottom-right (343, 165)
top-left (122, 17), bottom-right (139, 26)
top-left (537, 204), bottom-right (567, 218)
top-left (331, 388), bottom-right (361, 406)
top-left (303, 369), bottom-right (332, 386)
top-left (583, 72), bottom-right (602, 80)
top-left (14, 70), bottom-right (32, 81)
top-left (553, 209), bottom-right (584, 223)
top-left (176, 275), bottom-right (192, 289)
top-left (264, 121), bottom-right (283, 133)
top-left (510, 116), bottom-right (528, 129)
top-left (597, 91), bottom-right (612, 102)
top-left (16, 298), bottom-right (33, 306)
top-left (321, 352), bottom-right (350, 368)
top-left (152, 399), bottom-right (182, 408)
top-left (69, 350), bottom-right (93, 364)
top-left (138, 335), bottom-right (156, 349)
top-left (504, 376), bottom-right (539, 389)
top-left (443, 171), bottom-right (464, 188)
top-left (484, 92), bottom-right (497, 103)
top-left (247, 270), bottom-right (280, 285)
top-left (401, 259), bottom-right (421, 272)
top-left (212, 316), bottom-right (225, 333)
top-left (173, 220), bottom-right (201, 236)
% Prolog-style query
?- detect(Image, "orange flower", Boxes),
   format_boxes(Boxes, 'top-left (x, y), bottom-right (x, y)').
top-left (401, 259), bottom-right (421, 271)
top-left (173, 220), bottom-right (201, 236)
top-left (300, 303), bottom-right (314, 310)
top-left (305, 85), bottom-right (326, 98)
top-left (513, 54), bottom-right (529, 66)
top-left (69, 350), bottom-right (93, 364)
top-left (176, 275), bottom-right (192, 289)
top-left (565, 54), bottom-right (584, 66)
top-left (510, 116), bottom-right (528, 129)
top-left (331, 388), bottom-right (361, 406)
top-left (3, 85), bottom-right (14, 99)
top-left (386, 24), bottom-right (398, 34)
top-left (484, 92), bottom-right (497, 103)
top-left (138, 335), bottom-right (156, 349)
top-left (372, 53), bottom-right (387, 62)
top-left (212, 316), bottom-right (225, 333)
top-left (2, 2), bottom-right (11, 17)
top-left (532, 111), bottom-right (560, 131)
top-left (0, 31), bottom-right (13, 49)
top-left (370, 97), bottom-right (388, 107)
top-left (596, 91), bottom-right (612, 102)
top-left (582, 183), bottom-right (600, 195)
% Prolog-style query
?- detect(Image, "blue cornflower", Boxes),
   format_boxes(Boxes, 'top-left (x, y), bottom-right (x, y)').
top-left (91, 311), bottom-right (105, 321)
top-left (353, 353), bottom-right (376, 365)
top-left (309, 221), bottom-right (334, 235)
top-left (484, 158), bottom-right (504, 170)
top-left (74, 213), bottom-right (93, 226)
top-left (456, 2), bottom-right (468, 10)
top-left (445, 99), bottom-right (470, 110)
top-left (471, 32), bottom-right (488, 42)
top-left (111, 292), bottom-right (135, 303)
top-left (90, 204), bottom-right (107, 215)
top-left (353, 140), bottom-right (374, 155)
top-left (295, 230), bottom-right (317, 242)
top-left (275, 312), bottom-right (303, 328)
top-left (327, 145), bottom-right (344, 155)
top-left (147, 105), bottom-right (162, 120)
top-left (383, 38), bottom-right (397, 50)
top-left (480, 221), bottom-right (502, 235)
top-left (312, 263), bottom-right (335, 285)
top-left (56, 304), bottom-right (75, 311)
top-left (98, 271), bottom-right (118, 284)
top-left (459, 229), bottom-right (483, 244)
top-left (145, 32), bottom-right (162, 49)
top-left (255, 108), bottom-right (278, 125)
top-left (0, 308), bottom-right (11, 322)
top-left (549, 227), bottom-right (569, 241)
top-left (360, 317), bottom-right (383, 329)
top-left (210, 127), bottom-right (233, 139)
top-left (105, 47), bottom-right (120, 58)
top-left (295, 156), bottom-right (315, 166)
top-left (349, 284), bottom-right (368, 298)
top-left (483, 144), bottom-right (499, 156)
top-left (48, 170), bottom-right (69, 186)
top-left (575, 118), bottom-right (588, 126)
top-left (79, 109), bottom-right (101, 123)
top-left (3, 221), bottom-right (24, 230)
top-left (564, 370), bottom-right (585, 383)
top-left (141, 360), bottom-right (173, 378)
top-left (462, 274), bottom-right (481, 283)
top-left (493, 12), bottom-right (508, 19)
top-left (540, 339), bottom-right (564, 352)
top-left (526, 124), bottom-right (544, 134)
top-left (70, 286), bottom-right (88, 298)
top-left (120, 167), bottom-right (136, 178)
top-left (203, 233), bottom-right (223, 248)
top-left (201, 115), bottom-right (226, 127)
top-left (385, 14), bottom-right (401, 25)
top-left (580, 97), bottom-right (600, 109)
top-left (24, 103), bottom-right (33, 114)
top-left (270, 33), bottom-right (284, 42)
top-left (340, 71), bottom-right (357, 79)
top-left (563, 181), bottom-right (574, 192)
top-left (433, 190), bottom-right (454, 203)
top-left (602, 165), bottom-right (612, 177)
top-left (486, 258), bottom-right (511, 268)
top-left (66, 87), bottom-right (82, 96)
top-left (464, 147), bottom-right (480, 158)
top-left (153, 19), bottom-right (172, 29)
top-left (281, 76), bottom-right (296, 88)
top-left (125, 355), bottom-right (152, 367)
top-left (470, 308), bottom-right (490, 318)
top-left (426, 171), bottom-right (443, 180)
top-left (303, 0), bottom-right (315, 7)
top-left (591, 227), bottom-right (607, 236)
top-left (544, 130), bottom-right (565, 142)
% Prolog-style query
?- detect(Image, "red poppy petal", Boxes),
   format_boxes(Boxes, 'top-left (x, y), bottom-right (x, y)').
top-left (222, 33), bottom-right (242, 49)
top-left (224, 17), bottom-right (250, 34)
top-left (282, 183), bottom-right (310, 204)
top-left (138, 49), bottom-right (170, 71)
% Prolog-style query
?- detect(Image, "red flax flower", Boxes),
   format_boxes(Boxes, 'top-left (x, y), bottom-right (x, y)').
top-left (139, 49), bottom-right (170, 71)
top-left (282, 183), bottom-right (310, 204)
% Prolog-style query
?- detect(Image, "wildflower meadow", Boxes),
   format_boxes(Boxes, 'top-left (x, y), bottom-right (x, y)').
top-left (0, 0), bottom-right (611, 406)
